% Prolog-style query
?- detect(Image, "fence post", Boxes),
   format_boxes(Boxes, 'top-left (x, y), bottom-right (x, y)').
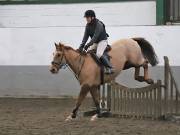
top-left (101, 84), bottom-right (106, 109)
top-left (164, 56), bottom-right (169, 117)
top-left (175, 89), bottom-right (179, 113)
top-left (157, 80), bottom-right (162, 119)
top-left (107, 83), bottom-right (111, 111)
top-left (170, 77), bottom-right (173, 114)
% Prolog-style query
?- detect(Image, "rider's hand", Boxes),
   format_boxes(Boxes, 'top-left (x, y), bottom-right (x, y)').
top-left (84, 44), bottom-right (90, 51)
top-left (78, 45), bottom-right (84, 52)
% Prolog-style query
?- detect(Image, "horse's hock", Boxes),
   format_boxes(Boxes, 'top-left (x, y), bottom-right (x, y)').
top-left (100, 56), bottom-right (180, 120)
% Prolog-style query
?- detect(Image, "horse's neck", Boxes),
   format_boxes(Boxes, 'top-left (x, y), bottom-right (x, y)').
top-left (64, 49), bottom-right (82, 75)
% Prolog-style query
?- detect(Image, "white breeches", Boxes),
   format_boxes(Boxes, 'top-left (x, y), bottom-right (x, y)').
top-left (88, 40), bottom-right (108, 58)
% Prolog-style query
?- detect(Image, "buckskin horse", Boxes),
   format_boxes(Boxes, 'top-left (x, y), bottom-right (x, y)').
top-left (49, 38), bottom-right (158, 121)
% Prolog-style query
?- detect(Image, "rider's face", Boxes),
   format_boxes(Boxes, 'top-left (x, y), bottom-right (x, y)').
top-left (85, 17), bottom-right (93, 23)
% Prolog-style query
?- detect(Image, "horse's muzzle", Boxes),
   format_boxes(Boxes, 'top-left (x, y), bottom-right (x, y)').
top-left (49, 66), bottom-right (58, 74)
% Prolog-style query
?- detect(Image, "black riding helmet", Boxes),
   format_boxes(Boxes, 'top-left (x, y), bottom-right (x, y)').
top-left (84, 10), bottom-right (96, 18)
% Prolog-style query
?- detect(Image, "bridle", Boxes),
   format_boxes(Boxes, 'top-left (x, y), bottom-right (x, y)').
top-left (51, 48), bottom-right (67, 70)
top-left (51, 47), bottom-right (85, 80)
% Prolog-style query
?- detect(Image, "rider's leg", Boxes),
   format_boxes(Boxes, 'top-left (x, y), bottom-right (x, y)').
top-left (96, 40), bottom-right (114, 73)
top-left (96, 40), bottom-right (108, 58)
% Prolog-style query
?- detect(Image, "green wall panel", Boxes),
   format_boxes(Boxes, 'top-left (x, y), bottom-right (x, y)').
top-left (156, 0), bottom-right (166, 25)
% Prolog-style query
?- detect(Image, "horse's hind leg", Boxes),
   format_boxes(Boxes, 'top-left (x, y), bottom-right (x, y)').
top-left (134, 61), bottom-right (154, 84)
top-left (65, 85), bottom-right (89, 121)
top-left (134, 66), bottom-right (145, 82)
top-left (143, 61), bottom-right (154, 84)
top-left (134, 67), bottom-right (144, 82)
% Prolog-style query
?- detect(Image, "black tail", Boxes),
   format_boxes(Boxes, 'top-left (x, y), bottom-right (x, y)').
top-left (132, 37), bottom-right (159, 66)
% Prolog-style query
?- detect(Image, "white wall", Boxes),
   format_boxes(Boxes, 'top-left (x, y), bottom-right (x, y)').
top-left (1, 2), bottom-right (180, 97)
top-left (0, 2), bottom-right (180, 66)
top-left (0, 1), bottom-right (156, 27)
top-left (0, 26), bottom-right (180, 65)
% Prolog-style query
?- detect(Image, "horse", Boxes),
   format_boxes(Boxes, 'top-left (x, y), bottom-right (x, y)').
top-left (49, 37), bottom-right (158, 121)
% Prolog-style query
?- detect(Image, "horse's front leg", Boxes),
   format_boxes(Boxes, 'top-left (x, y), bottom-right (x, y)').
top-left (89, 85), bottom-right (101, 121)
top-left (65, 85), bottom-right (89, 121)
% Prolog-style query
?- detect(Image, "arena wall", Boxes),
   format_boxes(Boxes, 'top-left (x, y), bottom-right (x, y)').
top-left (0, 2), bottom-right (179, 97)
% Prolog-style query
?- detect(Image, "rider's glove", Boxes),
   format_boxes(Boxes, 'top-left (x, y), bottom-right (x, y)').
top-left (84, 43), bottom-right (91, 51)
top-left (78, 44), bottom-right (84, 52)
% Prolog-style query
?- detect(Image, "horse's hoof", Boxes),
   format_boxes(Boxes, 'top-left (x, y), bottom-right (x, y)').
top-left (145, 79), bottom-right (154, 84)
top-left (65, 114), bottom-right (75, 122)
top-left (65, 115), bottom-right (72, 122)
top-left (90, 114), bottom-right (98, 121)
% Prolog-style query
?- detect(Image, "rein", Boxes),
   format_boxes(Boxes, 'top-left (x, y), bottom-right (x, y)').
top-left (67, 54), bottom-right (85, 80)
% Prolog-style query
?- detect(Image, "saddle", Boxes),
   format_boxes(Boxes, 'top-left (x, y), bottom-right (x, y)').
top-left (87, 45), bottom-right (112, 84)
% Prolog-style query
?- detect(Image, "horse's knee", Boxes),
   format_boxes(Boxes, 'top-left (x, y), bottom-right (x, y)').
top-left (80, 84), bottom-right (90, 95)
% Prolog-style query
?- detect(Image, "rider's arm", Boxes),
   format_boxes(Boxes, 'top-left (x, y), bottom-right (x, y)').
top-left (86, 21), bottom-right (103, 47)
top-left (80, 24), bottom-right (89, 47)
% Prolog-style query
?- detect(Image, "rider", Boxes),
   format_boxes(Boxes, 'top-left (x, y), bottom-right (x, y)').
top-left (78, 10), bottom-right (114, 74)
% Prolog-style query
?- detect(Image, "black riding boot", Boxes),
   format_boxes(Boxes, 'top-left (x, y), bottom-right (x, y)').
top-left (100, 55), bottom-right (114, 74)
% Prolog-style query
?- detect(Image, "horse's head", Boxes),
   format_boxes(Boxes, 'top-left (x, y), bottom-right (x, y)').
top-left (50, 42), bottom-right (67, 74)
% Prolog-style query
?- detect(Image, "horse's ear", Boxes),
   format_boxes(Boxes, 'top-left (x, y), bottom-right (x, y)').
top-left (58, 42), bottom-right (64, 51)
top-left (59, 42), bottom-right (63, 46)
top-left (54, 42), bottom-right (58, 49)
top-left (55, 42), bottom-right (61, 50)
